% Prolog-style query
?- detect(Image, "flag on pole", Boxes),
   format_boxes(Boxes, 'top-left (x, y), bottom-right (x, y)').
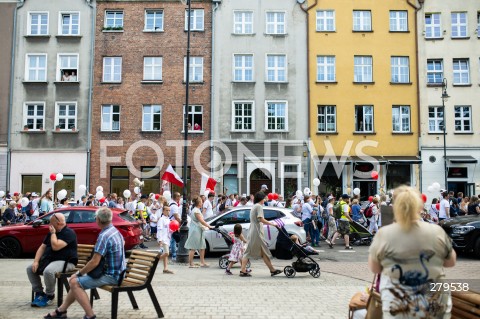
top-left (161, 164), bottom-right (184, 187)
top-left (200, 173), bottom-right (217, 193)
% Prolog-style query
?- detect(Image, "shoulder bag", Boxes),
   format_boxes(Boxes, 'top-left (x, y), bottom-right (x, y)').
top-left (87, 251), bottom-right (106, 279)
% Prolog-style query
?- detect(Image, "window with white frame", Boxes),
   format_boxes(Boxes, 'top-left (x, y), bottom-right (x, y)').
top-left (477, 12), bottom-right (480, 37)
top-left (428, 106), bottom-right (444, 132)
top-left (184, 57), bottom-right (203, 82)
top-left (353, 10), bottom-right (371, 31)
top-left (454, 106), bottom-right (471, 132)
top-left (391, 56), bottom-right (409, 83)
top-left (233, 54), bottom-right (253, 82)
top-left (425, 13), bottom-right (441, 38)
top-left (101, 105), bottom-right (120, 131)
top-left (316, 10), bottom-right (335, 32)
top-left (266, 101), bottom-right (287, 131)
top-left (59, 12), bottom-right (79, 35)
top-left (392, 106), bottom-right (410, 132)
top-left (28, 12), bottom-right (48, 35)
top-left (55, 102), bottom-right (77, 130)
top-left (26, 54), bottom-right (47, 82)
top-left (144, 10), bottom-right (164, 31)
top-left (427, 59), bottom-right (443, 84)
top-left (142, 104), bottom-right (162, 131)
top-left (24, 102), bottom-right (44, 130)
top-left (354, 56), bottom-right (372, 83)
top-left (57, 54), bottom-right (79, 82)
top-left (390, 11), bottom-right (408, 32)
top-left (184, 105), bottom-right (203, 131)
top-left (355, 105), bottom-right (373, 132)
top-left (233, 11), bottom-right (253, 34)
top-left (453, 59), bottom-right (470, 84)
top-left (266, 55), bottom-right (287, 82)
top-left (266, 12), bottom-right (286, 35)
top-left (317, 105), bottom-right (336, 132)
top-left (104, 11), bottom-right (124, 28)
top-left (317, 56), bottom-right (336, 82)
top-left (143, 57), bottom-right (162, 81)
top-left (232, 101), bottom-right (254, 131)
top-left (103, 57), bottom-right (122, 82)
top-left (185, 9), bottom-right (204, 31)
top-left (451, 12), bottom-right (467, 38)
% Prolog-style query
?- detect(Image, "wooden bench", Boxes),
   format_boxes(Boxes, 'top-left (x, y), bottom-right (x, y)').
top-left (90, 250), bottom-right (164, 319)
top-left (452, 290), bottom-right (480, 319)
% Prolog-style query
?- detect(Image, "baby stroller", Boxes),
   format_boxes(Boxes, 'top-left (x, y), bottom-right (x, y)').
top-left (215, 225), bottom-right (250, 269)
top-left (276, 226), bottom-right (321, 279)
top-left (349, 220), bottom-right (373, 246)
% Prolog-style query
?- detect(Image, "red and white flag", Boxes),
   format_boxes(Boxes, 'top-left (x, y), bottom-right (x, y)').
top-left (161, 164), bottom-right (184, 187)
top-left (200, 173), bottom-right (217, 193)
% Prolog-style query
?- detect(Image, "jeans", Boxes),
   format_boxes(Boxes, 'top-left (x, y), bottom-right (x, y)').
top-left (27, 260), bottom-right (75, 296)
top-left (169, 237), bottom-right (177, 258)
top-left (312, 226), bottom-right (320, 245)
top-left (303, 218), bottom-right (315, 244)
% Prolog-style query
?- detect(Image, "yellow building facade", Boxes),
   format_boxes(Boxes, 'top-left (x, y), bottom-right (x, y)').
top-left (308, 0), bottom-right (420, 197)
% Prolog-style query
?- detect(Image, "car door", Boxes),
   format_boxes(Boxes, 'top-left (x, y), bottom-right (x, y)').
top-left (208, 209), bottom-right (251, 251)
top-left (68, 210), bottom-right (99, 245)
top-left (263, 209), bottom-right (284, 249)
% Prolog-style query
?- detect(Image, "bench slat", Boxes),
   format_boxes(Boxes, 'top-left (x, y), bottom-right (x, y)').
top-left (125, 273), bottom-right (148, 282)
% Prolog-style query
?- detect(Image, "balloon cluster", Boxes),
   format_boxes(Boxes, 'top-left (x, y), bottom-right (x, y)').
top-left (267, 193), bottom-right (279, 200)
top-left (49, 173), bottom-right (64, 182)
top-left (426, 182), bottom-right (441, 193)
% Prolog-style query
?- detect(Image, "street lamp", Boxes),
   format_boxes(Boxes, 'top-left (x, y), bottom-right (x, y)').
top-left (441, 78), bottom-right (450, 191)
top-left (177, 0), bottom-right (192, 264)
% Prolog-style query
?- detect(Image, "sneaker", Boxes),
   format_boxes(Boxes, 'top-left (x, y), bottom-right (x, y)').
top-left (32, 294), bottom-right (49, 307)
top-left (225, 269), bottom-right (233, 275)
top-left (139, 243), bottom-right (148, 249)
top-left (46, 294), bottom-right (55, 306)
top-left (31, 292), bottom-right (45, 307)
top-left (171, 257), bottom-right (177, 262)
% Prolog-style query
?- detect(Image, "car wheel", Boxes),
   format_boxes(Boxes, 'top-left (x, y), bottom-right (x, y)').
top-left (0, 237), bottom-right (22, 258)
top-left (474, 237), bottom-right (480, 258)
top-left (284, 266), bottom-right (296, 278)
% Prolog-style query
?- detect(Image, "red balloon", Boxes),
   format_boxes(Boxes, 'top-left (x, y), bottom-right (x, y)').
top-left (436, 203), bottom-right (440, 210)
top-left (371, 171), bottom-right (379, 180)
top-left (169, 220), bottom-right (180, 232)
top-left (421, 193), bottom-right (427, 203)
top-left (273, 193), bottom-right (279, 200)
top-left (368, 196), bottom-right (374, 202)
top-left (50, 173), bottom-right (57, 181)
top-left (17, 204), bottom-right (22, 210)
top-left (155, 194), bottom-right (160, 200)
top-left (267, 193), bottom-right (274, 200)
top-left (99, 197), bottom-right (106, 203)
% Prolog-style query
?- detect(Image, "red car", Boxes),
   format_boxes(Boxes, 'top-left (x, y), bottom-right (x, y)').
top-left (0, 207), bottom-right (142, 258)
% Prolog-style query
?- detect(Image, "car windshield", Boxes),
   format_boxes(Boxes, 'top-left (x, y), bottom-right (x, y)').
top-left (118, 211), bottom-right (136, 222)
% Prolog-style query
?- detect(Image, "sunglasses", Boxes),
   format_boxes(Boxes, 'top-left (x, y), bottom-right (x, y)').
top-left (52, 213), bottom-right (60, 222)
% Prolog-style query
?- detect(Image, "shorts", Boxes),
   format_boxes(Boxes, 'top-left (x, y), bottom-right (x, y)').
top-left (150, 226), bottom-right (157, 234)
top-left (337, 219), bottom-right (350, 236)
top-left (159, 242), bottom-right (169, 255)
top-left (77, 274), bottom-right (118, 290)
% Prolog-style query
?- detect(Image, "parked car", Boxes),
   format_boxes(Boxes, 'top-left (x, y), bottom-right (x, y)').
top-left (440, 214), bottom-right (480, 258)
top-left (0, 207), bottom-right (142, 258)
top-left (204, 207), bottom-right (306, 253)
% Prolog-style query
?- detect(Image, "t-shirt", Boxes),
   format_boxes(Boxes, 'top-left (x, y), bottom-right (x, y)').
top-left (439, 198), bottom-right (450, 219)
top-left (169, 201), bottom-right (180, 220)
top-left (203, 199), bottom-right (213, 219)
top-left (326, 203), bottom-right (333, 215)
top-left (467, 204), bottom-right (479, 215)
top-left (40, 199), bottom-right (53, 214)
top-left (157, 215), bottom-right (171, 243)
top-left (301, 202), bottom-right (313, 221)
top-left (43, 226), bottom-right (78, 265)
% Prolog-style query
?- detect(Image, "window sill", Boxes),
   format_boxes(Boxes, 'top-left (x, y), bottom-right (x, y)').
top-left (353, 132), bottom-right (376, 135)
top-left (232, 81), bottom-right (255, 84)
top-left (230, 130), bottom-right (255, 133)
top-left (316, 81), bottom-right (337, 84)
top-left (141, 130), bottom-right (162, 133)
top-left (21, 130), bottom-right (46, 134)
top-left (100, 130), bottom-right (121, 133)
top-left (101, 81), bottom-right (122, 84)
top-left (54, 81), bottom-right (79, 85)
top-left (316, 131), bottom-right (338, 135)
top-left (143, 30), bottom-right (164, 33)
top-left (390, 82), bottom-right (413, 85)
top-left (389, 30), bottom-right (410, 33)
top-left (24, 34), bottom-right (50, 38)
top-left (56, 35), bottom-right (82, 39)
top-left (454, 132), bottom-right (474, 135)
top-left (182, 81), bottom-right (204, 85)
top-left (264, 130), bottom-right (289, 133)
top-left (181, 131), bottom-right (204, 134)
top-left (427, 83), bottom-right (443, 87)
top-left (353, 81), bottom-right (375, 85)
top-left (316, 30), bottom-right (336, 33)
top-left (427, 132), bottom-right (447, 135)
top-left (451, 36), bottom-right (470, 40)
top-left (452, 83), bottom-right (472, 87)
top-left (231, 33), bottom-right (256, 36)
top-left (102, 30), bottom-right (124, 33)
top-left (265, 81), bottom-right (288, 84)
top-left (23, 81), bottom-right (48, 84)
top-left (52, 130), bottom-right (79, 134)
top-left (392, 132), bottom-right (414, 135)
top-left (264, 33), bottom-right (287, 37)
top-left (141, 80), bottom-right (163, 84)
top-left (425, 37), bottom-right (444, 41)
top-left (352, 30), bottom-right (373, 33)
top-left (184, 29), bottom-right (205, 33)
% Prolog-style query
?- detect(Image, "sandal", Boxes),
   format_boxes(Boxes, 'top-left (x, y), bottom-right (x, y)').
top-left (44, 308), bottom-right (67, 319)
top-left (200, 263), bottom-right (210, 268)
top-left (83, 316), bottom-right (96, 319)
top-left (345, 246), bottom-right (353, 250)
top-left (239, 271), bottom-right (251, 277)
top-left (270, 269), bottom-right (282, 277)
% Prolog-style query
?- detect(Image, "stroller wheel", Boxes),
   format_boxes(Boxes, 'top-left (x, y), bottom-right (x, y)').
top-left (246, 260), bottom-right (251, 269)
top-left (309, 267), bottom-right (321, 278)
top-left (218, 256), bottom-right (229, 269)
top-left (284, 266), bottom-right (296, 278)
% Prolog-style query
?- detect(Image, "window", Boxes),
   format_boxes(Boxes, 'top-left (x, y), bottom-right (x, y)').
top-left (265, 101), bottom-right (287, 131)
top-left (59, 12), bottom-right (79, 35)
top-left (101, 105), bottom-right (120, 131)
top-left (57, 54), bottom-right (79, 82)
top-left (24, 102), bottom-right (44, 130)
top-left (392, 106), bottom-right (410, 132)
top-left (232, 101), bottom-right (254, 131)
top-left (25, 54), bottom-right (47, 81)
top-left (317, 56), bottom-right (336, 82)
top-left (428, 106), bottom-right (444, 132)
top-left (353, 10), bottom-right (372, 31)
top-left (316, 10), bottom-right (335, 32)
top-left (355, 105), bottom-right (373, 132)
top-left (391, 56), bottom-right (409, 83)
top-left (390, 11), bottom-right (408, 32)
top-left (103, 57), bottom-right (122, 82)
top-left (454, 106), bottom-right (471, 132)
top-left (28, 12), bottom-right (48, 35)
top-left (233, 54), bottom-right (253, 82)
top-left (55, 102), bottom-right (77, 130)
top-left (54, 175), bottom-right (75, 200)
top-left (354, 56), bottom-right (372, 83)
top-left (266, 12), bottom-right (286, 35)
top-left (104, 11), bottom-right (124, 28)
top-left (22, 175), bottom-right (42, 195)
top-left (110, 167), bottom-right (129, 196)
top-left (427, 59), bottom-right (443, 84)
top-left (425, 13), bottom-right (441, 38)
top-left (317, 106), bottom-right (336, 132)
top-left (477, 12), bottom-right (480, 37)
top-left (451, 12), bottom-right (467, 38)
top-left (233, 11), bottom-right (253, 34)
top-left (266, 55), bottom-right (287, 82)
top-left (453, 59), bottom-right (470, 84)
top-left (143, 57), bottom-right (162, 81)
top-left (141, 167), bottom-right (160, 195)
top-left (184, 105), bottom-right (203, 132)
top-left (184, 57), bottom-right (203, 82)
top-left (185, 9), bottom-right (204, 31)
top-left (223, 165), bottom-right (238, 195)
top-left (144, 10), bottom-right (163, 31)
top-left (142, 104), bottom-right (162, 131)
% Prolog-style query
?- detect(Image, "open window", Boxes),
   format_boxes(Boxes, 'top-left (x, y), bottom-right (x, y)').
top-left (57, 54), bottom-right (79, 82)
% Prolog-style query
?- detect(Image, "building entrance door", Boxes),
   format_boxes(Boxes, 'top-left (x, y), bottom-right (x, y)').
top-left (353, 181), bottom-right (377, 201)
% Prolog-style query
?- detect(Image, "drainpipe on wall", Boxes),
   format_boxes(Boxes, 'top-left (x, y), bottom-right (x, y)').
top-left (210, 1), bottom-right (219, 183)
top-left (86, 0), bottom-right (95, 193)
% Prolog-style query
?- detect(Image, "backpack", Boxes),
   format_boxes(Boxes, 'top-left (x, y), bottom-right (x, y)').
top-left (333, 202), bottom-right (343, 219)
top-left (364, 203), bottom-right (374, 218)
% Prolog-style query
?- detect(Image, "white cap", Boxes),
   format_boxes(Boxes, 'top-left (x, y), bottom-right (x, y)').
top-left (261, 184), bottom-right (268, 190)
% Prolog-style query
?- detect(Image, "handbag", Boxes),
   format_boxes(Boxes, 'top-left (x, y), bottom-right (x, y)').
top-left (348, 292), bottom-right (368, 319)
top-left (88, 255), bottom-right (106, 279)
top-left (172, 231), bottom-right (181, 243)
top-left (365, 289), bottom-right (382, 319)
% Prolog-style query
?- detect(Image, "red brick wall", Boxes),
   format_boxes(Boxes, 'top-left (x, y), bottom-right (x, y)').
top-left (90, 0), bottom-right (212, 196)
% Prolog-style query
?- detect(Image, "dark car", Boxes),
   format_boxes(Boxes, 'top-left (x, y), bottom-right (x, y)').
top-left (0, 207), bottom-right (142, 258)
top-left (440, 215), bottom-right (480, 257)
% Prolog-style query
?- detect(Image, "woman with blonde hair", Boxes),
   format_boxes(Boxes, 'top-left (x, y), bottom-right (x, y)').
top-left (368, 186), bottom-right (456, 319)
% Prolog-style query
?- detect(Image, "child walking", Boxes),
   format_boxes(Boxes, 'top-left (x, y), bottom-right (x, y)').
top-left (157, 205), bottom-right (174, 274)
top-left (225, 224), bottom-right (248, 275)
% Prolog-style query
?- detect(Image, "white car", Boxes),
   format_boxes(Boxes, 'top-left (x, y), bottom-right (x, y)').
top-left (204, 207), bottom-right (306, 253)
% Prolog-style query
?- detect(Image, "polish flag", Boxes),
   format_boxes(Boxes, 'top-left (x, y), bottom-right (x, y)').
top-left (200, 173), bottom-right (217, 193)
top-left (161, 164), bottom-right (184, 187)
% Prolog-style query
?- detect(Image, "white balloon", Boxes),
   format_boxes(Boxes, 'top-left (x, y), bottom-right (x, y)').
top-left (79, 184), bottom-right (87, 191)
top-left (21, 197), bottom-right (29, 207)
top-left (303, 187), bottom-right (310, 194)
top-left (163, 191), bottom-right (172, 202)
top-left (432, 182), bottom-right (441, 191)
top-left (295, 190), bottom-right (303, 198)
top-left (353, 188), bottom-right (361, 195)
top-left (134, 187), bottom-right (140, 194)
top-left (96, 186), bottom-right (103, 193)
top-left (203, 190), bottom-right (210, 198)
top-left (427, 186), bottom-right (434, 192)
top-left (312, 178), bottom-right (321, 187)
top-left (56, 173), bottom-right (64, 182)
top-left (57, 190), bottom-right (66, 201)
top-left (0, 191), bottom-right (5, 197)
top-left (123, 190), bottom-right (131, 198)
top-left (95, 191), bottom-right (104, 200)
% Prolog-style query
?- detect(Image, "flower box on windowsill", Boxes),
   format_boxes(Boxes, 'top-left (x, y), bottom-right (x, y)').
top-left (56, 35), bottom-right (82, 39)
top-left (23, 81), bottom-right (48, 85)
top-left (54, 81), bottom-right (80, 85)
top-left (102, 27), bottom-right (124, 32)
top-left (24, 34), bottom-right (51, 39)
